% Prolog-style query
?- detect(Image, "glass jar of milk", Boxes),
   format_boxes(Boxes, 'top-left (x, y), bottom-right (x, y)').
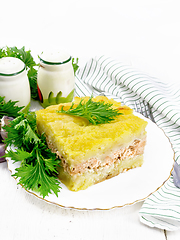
top-left (37, 50), bottom-right (75, 108)
top-left (0, 57), bottom-right (31, 112)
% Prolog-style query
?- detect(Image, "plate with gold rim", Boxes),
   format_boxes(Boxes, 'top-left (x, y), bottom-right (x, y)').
top-left (6, 109), bottom-right (175, 210)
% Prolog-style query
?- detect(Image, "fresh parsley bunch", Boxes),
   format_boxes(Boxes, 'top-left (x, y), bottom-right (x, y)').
top-left (4, 112), bottom-right (61, 198)
top-left (0, 46), bottom-right (39, 100)
top-left (57, 96), bottom-right (123, 125)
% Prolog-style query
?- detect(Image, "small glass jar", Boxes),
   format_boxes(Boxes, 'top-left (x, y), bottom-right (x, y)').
top-left (37, 50), bottom-right (75, 108)
top-left (0, 57), bottom-right (31, 112)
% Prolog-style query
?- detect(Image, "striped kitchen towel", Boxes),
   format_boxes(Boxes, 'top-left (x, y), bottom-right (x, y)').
top-left (75, 55), bottom-right (180, 231)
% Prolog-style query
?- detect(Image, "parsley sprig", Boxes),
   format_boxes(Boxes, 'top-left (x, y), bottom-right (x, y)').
top-left (4, 112), bottom-right (61, 198)
top-left (0, 96), bottom-right (24, 119)
top-left (57, 96), bottom-right (123, 125)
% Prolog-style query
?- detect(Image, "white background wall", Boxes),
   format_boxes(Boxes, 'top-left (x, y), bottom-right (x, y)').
top-left (1, 0), bottom-right (180, 84)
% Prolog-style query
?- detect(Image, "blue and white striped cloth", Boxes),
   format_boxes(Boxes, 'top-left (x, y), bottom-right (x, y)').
top-left (75, 55), bottom-right (180, 231)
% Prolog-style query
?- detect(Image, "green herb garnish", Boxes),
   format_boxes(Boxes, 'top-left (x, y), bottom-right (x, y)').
top-left (57, 96), bottom-right (123, 125)
top-left (4, 112), bottom-right (61, 198)
top-left (0, 96), bottom-right (23, 119)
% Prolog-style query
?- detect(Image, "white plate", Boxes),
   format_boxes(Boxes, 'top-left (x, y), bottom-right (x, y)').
top-left (7, 112), bottom-right (174, 210)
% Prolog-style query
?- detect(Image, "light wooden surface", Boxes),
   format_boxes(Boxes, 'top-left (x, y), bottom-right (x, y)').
top-left (1, 1), bottom-right (180, 239)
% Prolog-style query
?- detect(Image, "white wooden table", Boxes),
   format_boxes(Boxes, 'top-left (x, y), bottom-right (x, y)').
top-left (1, 1), bottom-right (180, 239)
top-left (0, 161), bottom-right (180, 240)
